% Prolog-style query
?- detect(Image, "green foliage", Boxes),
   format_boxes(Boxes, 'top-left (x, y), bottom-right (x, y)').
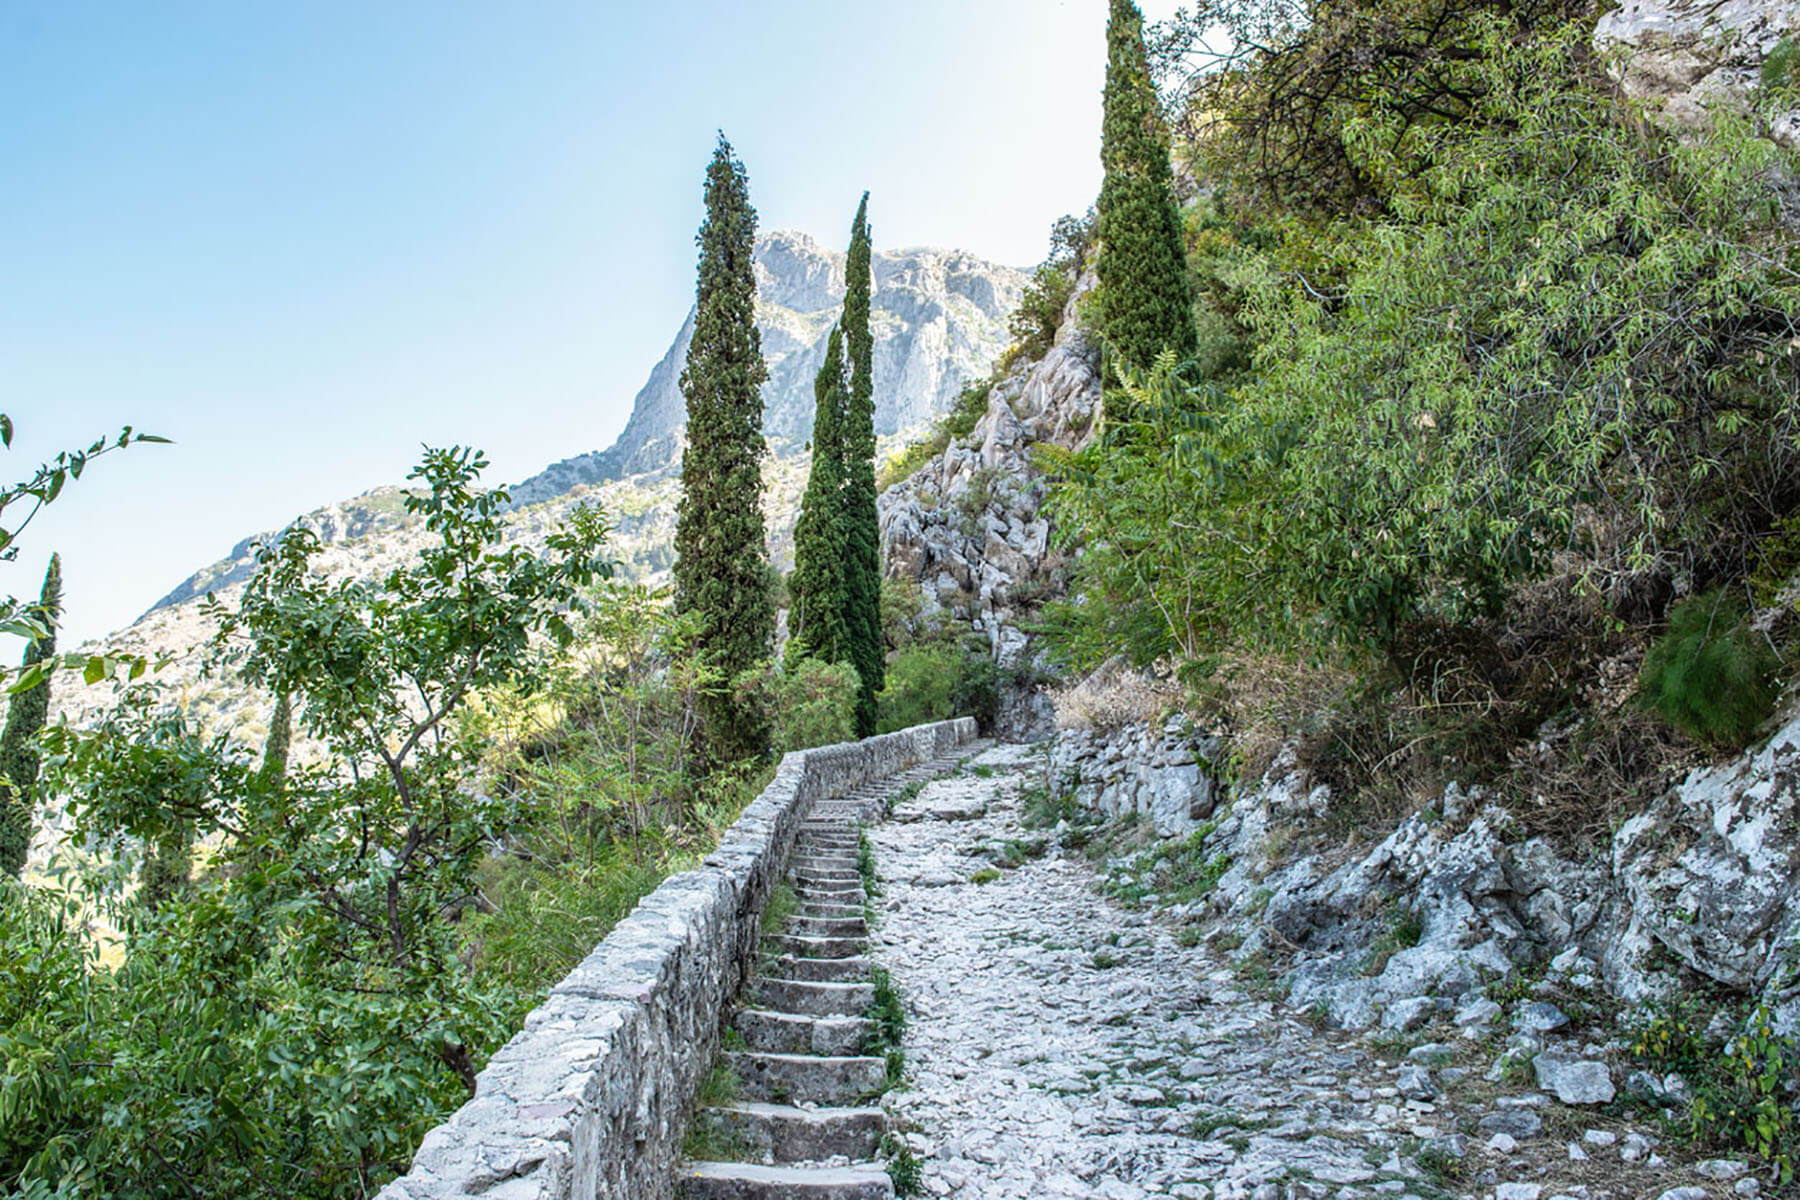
top-left (789, 326), bottom-right (852, 667)
top-left (876, 378), bottom-right (994, 491)
top-left (1639, 591), bottom-right (1781, 749)
top-left (856, 828), bottom-right (880, 901)
top-left (1054, 20), bottom-right (1800, 668)
top-left (876, 642), bottom-right (1001, 734)
top-left (675, 134), bottom-right (775, 764)
top-left (879, 1130), bottom-right (924, 1197)
top-left (4, 447), bottom-right (612, 1198)
top-left (0, 556), bottom-right (58, 877)
top-left (863, 964), bottom-right (907, 1053)
top-left (767, 657), bottom-right (859, 753)
top-left (841, 194), bottom-right (886, 737)
top-left (1630, 996), bottom-right (1798, 1182)
top-left (1095, 0), bottom-right (1196, 414)
top-left (969, 867), bottom-right (1001, 884)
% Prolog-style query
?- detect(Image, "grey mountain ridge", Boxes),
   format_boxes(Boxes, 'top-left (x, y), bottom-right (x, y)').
top-left (143, 231), bottom-right (1029, 619)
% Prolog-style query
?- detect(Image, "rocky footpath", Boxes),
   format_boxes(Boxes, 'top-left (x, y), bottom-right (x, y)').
top-left (869, 744), bottom-right (1743, 1200)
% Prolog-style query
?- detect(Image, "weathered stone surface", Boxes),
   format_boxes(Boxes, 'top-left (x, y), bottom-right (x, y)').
top-left (1049, 718), bottom-right (1224, 837)
top-left (1595, 0), bottom-right (1800, 145)
top-left (374, 718), bottom-right (976, 1200)
top-left (1532, 1053), bottom-right (1617, 1105)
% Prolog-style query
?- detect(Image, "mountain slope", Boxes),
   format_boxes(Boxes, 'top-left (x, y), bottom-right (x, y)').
top-left (511, 232), bottom-right (1027, 502)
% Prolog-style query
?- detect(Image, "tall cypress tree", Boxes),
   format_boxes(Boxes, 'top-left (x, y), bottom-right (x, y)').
top-left (0, 555), bottom-right (60, 878)
top-left (841, 194), bottom-right (885, 737)
top-left (673, 134), bottom-right (775, 763)
top-left (788, 325), bottom-right (851, 667)
top-left (1096, 0), bottom-right (1196, 417)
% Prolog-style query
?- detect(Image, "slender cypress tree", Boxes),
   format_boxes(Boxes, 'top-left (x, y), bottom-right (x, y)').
top-left (0, 555), bottom-right (60, 877)
top-left (260, 691), bottom-right (293, 791)
top-left (788, 326), bottom-right (851, 667)
top-left (673, 134), bottom-right (774, 762)
top-left (840, 194), bottom-right (885, 737)
top-left (1096, 0), bottom-right (1196, 417)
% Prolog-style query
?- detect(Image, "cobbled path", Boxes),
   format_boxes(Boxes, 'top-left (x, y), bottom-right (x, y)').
top-left (871, 742), bottom-right (1445, 1200)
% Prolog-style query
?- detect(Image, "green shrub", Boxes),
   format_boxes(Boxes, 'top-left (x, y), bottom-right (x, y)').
top-left (876, 642), bottom-right (1001, 734)
top-left (1630, 996), bottom-right (1798, 1183)
top-left (1640, 591), bottom-right (1781, 749)
top-left (768, 658), bottom-right (859, 753)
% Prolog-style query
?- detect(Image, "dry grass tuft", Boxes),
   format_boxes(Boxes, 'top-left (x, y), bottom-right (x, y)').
top-left (1051, 658), bottom-right (1184, 731)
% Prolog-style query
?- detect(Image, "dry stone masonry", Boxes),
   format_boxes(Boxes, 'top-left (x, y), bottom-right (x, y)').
top-left (374, 719), bottom-right (977, 1200)
top-left (676, 750), bottom-right (985, 1199)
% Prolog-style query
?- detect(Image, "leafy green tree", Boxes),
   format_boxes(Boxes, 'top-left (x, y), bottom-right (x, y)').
top-left (788, 326), bottom-right (851, 666)
top-left (1095, 0), bottom-right (1196, 416)
top-left (674, 135), bottom-right (775, 762)
top-left (0, 555), bottom-right (58, 877)
top-left (9, 446), bottom-right (611, 1197)
top-left (841, 193), bottom-right (885, 736)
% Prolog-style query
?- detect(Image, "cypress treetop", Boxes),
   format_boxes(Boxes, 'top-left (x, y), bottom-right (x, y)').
top-left (840, 193), bottom-right (886, 736)
top-left (673, 134), bottom-right (775, 763)
top-left (1096, 0), bottom-right (1197, 408)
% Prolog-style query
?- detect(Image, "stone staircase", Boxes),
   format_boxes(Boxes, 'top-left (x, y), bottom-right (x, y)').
top-left (676, 748), bottom-right (984, 1200)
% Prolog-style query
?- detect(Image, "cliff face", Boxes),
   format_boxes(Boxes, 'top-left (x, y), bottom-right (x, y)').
top-left (878, 272), bottom-right (1102, 737)
top-left (510, 232), bottom-right (1028, 503)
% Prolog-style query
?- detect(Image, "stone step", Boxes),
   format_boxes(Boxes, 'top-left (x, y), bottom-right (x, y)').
top-left (734, 1008), bottom-right (871, 1056)
top-left (678, 1161), bottom-right (892, 1200)
top-left (764, 934), bottom-right (866, 959)
top-left (794, 902), bottom-right (862, 920)
top-left (758, 953), bottom-right (871, 982)
top-left (794, 874), bottom-right (862, 891)
top-left (787, 916), bottom-right (867, 940)
top-left (754, 977), bottom-right (874, 1016)
top-left (793, 882), bottom-right (864, 899)
top-left (693, 1101), bottom-right (886, 1163)
top-left (724, 1051), bottom-right (887, 1106)
top-left (791, 853), bottom-right (858, 868)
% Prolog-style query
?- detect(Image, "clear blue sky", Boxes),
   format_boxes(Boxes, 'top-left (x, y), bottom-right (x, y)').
top-left (4, 0), bottom-right (1181, 647)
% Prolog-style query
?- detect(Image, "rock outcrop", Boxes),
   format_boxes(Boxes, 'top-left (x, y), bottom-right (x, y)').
top-left (1595, 0), bottom-right (1800, 145)
top-left (1047, 718), bottom-right (1223, 837)
top-left (1055, 703), bottom-right (1800, 1040)
top-left (877, 275), bottom-right (1102, 736)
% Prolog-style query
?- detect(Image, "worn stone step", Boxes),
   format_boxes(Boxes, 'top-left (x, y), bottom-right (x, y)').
top-left (794, 863), bottom-right (860, 878)
top-left (792, 853), bottom-right (858, 868)
top-left (793, 881), bottom-right (864, 898)
top-left (764, 934), bottom-right (866, 959)
top-left (787, 916), bottom-right (867, 939)
top-left (794, 902), bottom-right (863, 920)
top-left (759, 953), bottom-right (871, 982)
top-left (734, 1008), bottom-right (871, 1056)
top-left (754, 977), bottom-right (874, 1016)
top-left (724, 1050), bottom-right (886, 1106)
top-left (693, 1101), bottom-right (886, 1163)
top-left (678, 1161), bottom-right (892, 1200)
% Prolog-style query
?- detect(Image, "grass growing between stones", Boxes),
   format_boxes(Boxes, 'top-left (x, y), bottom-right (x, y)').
top-left (681, 1110), bottom-right (754, 1164)
top-left (1099, 824), bottom-right (1227, 909)
top-left (760, 881), bottom-right (798, 935)
top-left (970, 867), bottom-right (1002, 884)
top-left (879, 1131), bottom-right (924, 1197)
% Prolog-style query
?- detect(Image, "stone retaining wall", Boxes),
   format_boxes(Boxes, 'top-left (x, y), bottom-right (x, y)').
top-left (1049, 719), bottom-right (1223, 837)
top-left (376, 717), bottom-right (978, 1200)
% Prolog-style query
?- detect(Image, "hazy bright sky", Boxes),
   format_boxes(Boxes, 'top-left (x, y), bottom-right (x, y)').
top-left (5, 0), bottom-right (1183, 646)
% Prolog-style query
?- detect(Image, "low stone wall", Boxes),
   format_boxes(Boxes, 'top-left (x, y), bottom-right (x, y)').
top-left (377, 717), bottom-right (977, 1200)
top-left (1049, 719), bottom-right (1223, 837)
